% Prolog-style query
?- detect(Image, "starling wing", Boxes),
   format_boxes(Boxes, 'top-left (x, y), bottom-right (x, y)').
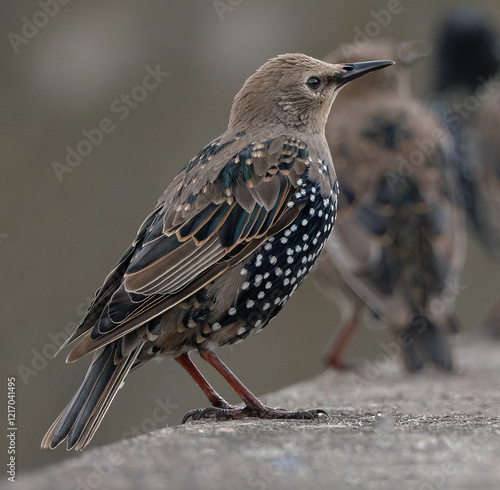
top-left (62, 134), bottom-right (312, 362)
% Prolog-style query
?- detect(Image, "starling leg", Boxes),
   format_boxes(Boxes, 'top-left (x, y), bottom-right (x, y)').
top-left (175, 352), bottom-right (234, 423)
top-left (190, 348), bottom-right (327, 421)
top-left (326, 312), bottom-right (359, 370)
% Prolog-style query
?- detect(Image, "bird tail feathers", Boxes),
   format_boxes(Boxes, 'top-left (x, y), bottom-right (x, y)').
top-left (397, 311), bottom-right (454, 372)
top-left (41, 342), bottom-right (142, 451)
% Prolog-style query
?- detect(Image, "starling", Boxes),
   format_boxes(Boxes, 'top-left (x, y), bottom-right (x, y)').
top-left (431, 8), bottom-right (500, 336)
top-left (313, 41), bottom-right (465, 372)
top-left (41, 53), bottom-right (393, 450)
top-left (431, 7), bottom-right (500, 254)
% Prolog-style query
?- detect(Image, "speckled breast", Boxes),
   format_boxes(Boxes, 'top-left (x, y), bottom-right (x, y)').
top-left (213, 170), bottom-right (338, 344)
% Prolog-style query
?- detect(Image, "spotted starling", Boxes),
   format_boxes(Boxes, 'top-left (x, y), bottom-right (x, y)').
top-left (431, 8), bottom-right (500, 338)
top-left (313, 41), bottom-right (465, 372)
top-left (41, 53), bottom-right (393, 450)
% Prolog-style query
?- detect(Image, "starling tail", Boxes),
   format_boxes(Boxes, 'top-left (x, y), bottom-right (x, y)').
top-left (42, 53), bottom-right (393, 450)
top-left (42, 343), bottom-right (143, 450)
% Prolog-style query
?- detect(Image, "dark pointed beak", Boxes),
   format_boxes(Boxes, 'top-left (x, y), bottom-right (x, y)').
top-left (336, 60), bottom-right (395, 85)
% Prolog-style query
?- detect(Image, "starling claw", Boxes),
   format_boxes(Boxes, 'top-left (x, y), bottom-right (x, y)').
top-left (181, 404), bottom-right (328, 422)
top-left (181, 409), bottom-right (205, 424)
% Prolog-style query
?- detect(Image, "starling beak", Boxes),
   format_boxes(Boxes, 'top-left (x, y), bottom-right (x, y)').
top-left (431, 9), bottom-right (500, 337)
top-left (41, 53), bottom-right (393, 450)
top-left (313, 40), bottom-right (465, 372)
top-left (336, 60), bottom-right (394, 86)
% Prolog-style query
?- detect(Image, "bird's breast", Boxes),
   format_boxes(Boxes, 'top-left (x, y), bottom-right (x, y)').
top-left (184, 168), bottom-right (339, 347)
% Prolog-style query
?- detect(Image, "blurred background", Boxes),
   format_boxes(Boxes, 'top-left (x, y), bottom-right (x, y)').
top-left (2, 0), bottom-right (500, 474)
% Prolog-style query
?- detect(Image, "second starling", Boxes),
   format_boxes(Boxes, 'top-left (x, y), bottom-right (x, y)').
top-left (313, 41), bottom-right (465, 372)
top-left (431, 8), bottom-right (500, 336)
top-left (41, 53), bottom-right (393, 450)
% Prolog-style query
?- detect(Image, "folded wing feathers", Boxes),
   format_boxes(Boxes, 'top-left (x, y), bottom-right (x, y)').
top-left (65, 136), bottom-right (309, 361)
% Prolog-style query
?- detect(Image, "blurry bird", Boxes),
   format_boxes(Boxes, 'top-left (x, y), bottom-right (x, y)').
top-left (431, 8), bottom-right (500, 336)
top-left (41, 53), bottom-right (393, 450)
top-left (313, 41), bottom-right (465, 372)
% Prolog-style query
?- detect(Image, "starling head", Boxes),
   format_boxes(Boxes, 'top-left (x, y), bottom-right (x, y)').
top-left (228, 53), bottom-right (393, 134)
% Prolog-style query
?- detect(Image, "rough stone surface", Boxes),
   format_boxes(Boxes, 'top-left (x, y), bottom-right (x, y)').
top-left (14, 335), bottom-right (500, 490)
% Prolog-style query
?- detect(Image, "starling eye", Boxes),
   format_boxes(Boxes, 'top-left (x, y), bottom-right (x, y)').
top-left (306, 76), bottom-right (321, 90)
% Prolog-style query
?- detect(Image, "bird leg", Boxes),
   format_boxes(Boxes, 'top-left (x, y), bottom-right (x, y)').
top-left (181, 348), bottom-right (327, 422)
top-left (175, 352), bottom-right (233, 423)
top-left (326, 311), bottom-right (359, 370)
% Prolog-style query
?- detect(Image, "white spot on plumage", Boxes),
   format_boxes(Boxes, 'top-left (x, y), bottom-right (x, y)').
top-left (228, 307), bottom-right (237, 316)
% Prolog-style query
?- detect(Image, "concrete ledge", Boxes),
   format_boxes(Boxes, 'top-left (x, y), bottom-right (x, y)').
top-left (14, 335), bottom-right (500, 490)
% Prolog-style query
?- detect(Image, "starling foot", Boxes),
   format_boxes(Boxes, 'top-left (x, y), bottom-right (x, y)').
top-left (182, 403), bottom-right (327, 422)
top-left (326, 357), bottom-right (351, 371)
top-left (325, 313), bottom-right (360, 370)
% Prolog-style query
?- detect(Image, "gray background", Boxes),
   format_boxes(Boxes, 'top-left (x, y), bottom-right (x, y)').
top-left (2, 0), bottom-right (499, 475)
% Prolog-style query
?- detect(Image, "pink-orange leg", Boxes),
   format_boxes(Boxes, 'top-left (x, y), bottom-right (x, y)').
top-left (179, 348), bottom-right (327, 422)
top-left (326, 312), bottom-right (359, 370)
top-left (175, 352), bottom-right (230, 409)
